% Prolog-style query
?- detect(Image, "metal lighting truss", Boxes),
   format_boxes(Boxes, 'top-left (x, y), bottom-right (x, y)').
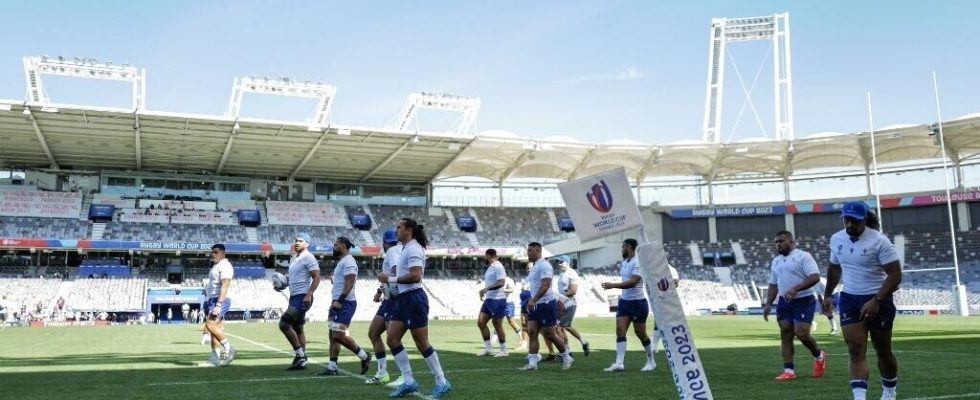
top-left (225, 76), bottom-right (336, 128)
top-left (702, 12), bottom-right (793, 143)
top-left (23, 55), bottom-right (146, 109)
top-left (390, 92), bottom-right (480, 135)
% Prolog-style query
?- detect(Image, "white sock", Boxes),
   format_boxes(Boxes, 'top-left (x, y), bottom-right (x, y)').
top-left (499, 342), bottom-right (507, 352)
top-left (651, 330), bottom-right (662, 353)
top-left (356, 348), bottom-right (368, 360)
top-left (424, 350), bottom-right (447, 385)
top-left (563, 347), bottom-right (572, 360)
top-left (393, 349), bottom-right (414, 385)
top-left (211, 347), bottom-right (221, 357)
top-left (377, 356), bottom-right (387, 374)
top-left (295, 348), bottom-right (305, 358)
top-left (220, 338), bottom-right (231, 353)
top-left (579, 338), bottom-right (587, 345)
top-left (643, 342), bottom-right (655, 360)
top-left (615, 341), bottom-right (626, 365)
top-left (852, 388), bottom-right (867, 400)
top-left (528, 353), bottom-right (539, 367)
top-left (484, 340), bottom-right (493, 352)
top-left (328, 360), bottom-right (337, 369)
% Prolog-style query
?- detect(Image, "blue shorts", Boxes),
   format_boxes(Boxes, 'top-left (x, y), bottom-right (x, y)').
top-left (839, 292), bottom-right (896, 331)
top-left (528, 300), bottom-right (559, 328)
top-left (505, 302), bottom-right (515, 318)
top-left (389, 289), bottom-right (429, 329)
top-left (328, 300), bottom-right (357, 327)
top-left (375, 299), bottom-right (393, 321)
top-left (288, 294), bottom-right (310, 312)
top-left (616, 298), bottom-right (649, 323)
top-left (776, 296), bottom-right (816, 324)
top-left (481, 298), bottom-right (508, 318)
top-left (203, 297), bottom-right (231, 320)
top-left (519, 290), bottom-right (532, 315)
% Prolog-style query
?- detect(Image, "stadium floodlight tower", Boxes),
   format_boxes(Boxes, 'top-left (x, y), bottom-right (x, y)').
top-left (225, 76), bottom-right (337, 129)
top-left (389, 92), bottom-right (480, 135)
top-left (702, 12), bottom-right (793, 143)
top-left (23, 55), bottom-right (147, 109)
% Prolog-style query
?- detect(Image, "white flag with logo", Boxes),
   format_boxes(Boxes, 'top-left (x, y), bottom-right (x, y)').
top-left (557, 167), bottom-right (643, 243)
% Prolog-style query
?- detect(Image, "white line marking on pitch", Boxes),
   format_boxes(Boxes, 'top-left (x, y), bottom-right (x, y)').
top-left (905, 392), bottom-right (980, 400)
top-left (147, 375), bottom-right (344, 386)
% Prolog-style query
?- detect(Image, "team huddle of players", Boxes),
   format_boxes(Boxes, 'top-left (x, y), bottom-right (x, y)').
top-left (198, 200), bottom-right (900, 400)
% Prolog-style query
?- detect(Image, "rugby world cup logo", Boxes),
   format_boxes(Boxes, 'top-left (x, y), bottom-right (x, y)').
top-left (587, 180), bottom-right (614, 213)
top-left (657, 278), bottom-right (670, 292)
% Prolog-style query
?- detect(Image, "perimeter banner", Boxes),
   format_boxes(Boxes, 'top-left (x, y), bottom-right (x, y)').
top-left (638, 242), bottom-right (713, 399)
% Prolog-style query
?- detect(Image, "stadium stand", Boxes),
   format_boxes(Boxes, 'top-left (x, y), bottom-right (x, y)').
top-left (256, 225), bottom-right (357, 246)
top-left (0, 216), bottom-right (90, 239)
top-left (65, 278), bottom-right (146, 312)
top-left (103, 222), bottom-right (247, 243)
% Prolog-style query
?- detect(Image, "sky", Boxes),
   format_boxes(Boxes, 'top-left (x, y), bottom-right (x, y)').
top-left (1, 0), bottom-right (978, 145)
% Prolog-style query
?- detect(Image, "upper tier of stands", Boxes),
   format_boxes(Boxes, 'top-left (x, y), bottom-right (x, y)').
top-left (0, 216), bottom-right (90, 239)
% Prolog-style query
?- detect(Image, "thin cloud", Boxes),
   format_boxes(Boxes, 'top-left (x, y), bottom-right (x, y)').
top-left (564, 65), bottom-right (645, 86)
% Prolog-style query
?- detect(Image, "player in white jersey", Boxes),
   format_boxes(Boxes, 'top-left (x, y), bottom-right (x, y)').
top-left (280, 233), bottom-right (321, 371)
top-left (762, 231), bottom-right (827, 381)
top-left (502, 276), bottom-right (524, 348)
top-left (601, 239), bottom-right (657, 372)
top-left (379, 218), bottom-right (452, 398)
top-left (823, 202), bottom-right (901, 400)
top-left (521, 242), bottom-right (573, 371)
top-left (317, 237), bottom-right (372, 376)
top-left (476, 248), bottom-right (510, 356)
top-left (553, 255), bottom-right (590, 357)
top-left (366, 228), bottom-right (401, 385)
top-left (814, 277), bottom-right (842, 335)
top-left (203, 244), bottom-right (235, 366)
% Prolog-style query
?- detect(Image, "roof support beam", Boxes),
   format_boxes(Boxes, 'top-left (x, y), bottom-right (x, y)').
top-left (291, 130), bottom-right (329, 179)
top-left (633, 147), bottom-right (661, 183)
top-left (24, 107), bottom-right (59, 170)
top-left (215, 119), bottom-right (239, 174)
top-left (432, 139), bottom-right (476, 181)
top-left (133, 112), bottom-right (142, 170)
top-left (360, 137), bottom-right (412, 182)
top-left (498, 147), bottom-right (536, 183)
top-left (565, 146), bottom-right (597, 180)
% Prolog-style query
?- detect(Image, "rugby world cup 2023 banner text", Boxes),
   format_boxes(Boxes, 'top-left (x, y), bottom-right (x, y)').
top-left (558, 168), bottom-right (713, 400)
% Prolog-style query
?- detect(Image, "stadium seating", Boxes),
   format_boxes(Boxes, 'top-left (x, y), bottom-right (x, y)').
top-left (103, 222), bottom-right (247, 243)
top-left (256, 225), bottom-right (358, 246)
top-left (0, 277), bottom-right (62, 317)
top-left (0, 216), bottom-right (90, 239)
top-left (65, 278), bottom-right (146, 311)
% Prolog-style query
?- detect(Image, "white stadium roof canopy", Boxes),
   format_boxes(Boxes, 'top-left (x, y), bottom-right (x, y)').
top-left (2, 98), bottom-right (979, 184)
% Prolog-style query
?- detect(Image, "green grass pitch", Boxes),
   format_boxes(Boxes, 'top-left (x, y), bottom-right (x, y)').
top-left (1, 316), bottom-right (978, 399)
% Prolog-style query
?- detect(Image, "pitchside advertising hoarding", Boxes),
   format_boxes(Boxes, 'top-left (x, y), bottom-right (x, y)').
top-left (558, 168), bottom-right (713, 399)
